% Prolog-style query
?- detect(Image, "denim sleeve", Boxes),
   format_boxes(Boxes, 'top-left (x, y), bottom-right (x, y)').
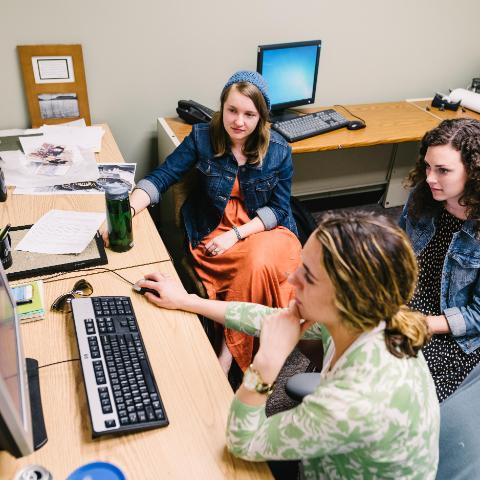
top-left (256, 146), bottom-right (293, 230)
top-left (444, 298), bottom-right (480, 338)
top-left (444, 307), bottom-right (468, 337)
top-left (137, 129), bottom-right (198, 205)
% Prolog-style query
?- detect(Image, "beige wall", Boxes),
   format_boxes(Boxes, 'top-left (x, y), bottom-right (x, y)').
top-left (1, 0), bottom-right (479, 179)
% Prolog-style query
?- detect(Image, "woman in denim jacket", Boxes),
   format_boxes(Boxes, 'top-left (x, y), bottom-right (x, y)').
top-left (399, 118), bottom-right (480, 401)
top-left (126, 71), bottom-right (302, 374)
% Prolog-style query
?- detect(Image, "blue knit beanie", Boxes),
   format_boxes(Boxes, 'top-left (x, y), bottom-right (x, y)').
top-left (223, 70), bottom-right (271, 110)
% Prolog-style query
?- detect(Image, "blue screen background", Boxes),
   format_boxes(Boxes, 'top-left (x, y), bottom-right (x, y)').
top-left (261, 45), bottom-right (319, 107)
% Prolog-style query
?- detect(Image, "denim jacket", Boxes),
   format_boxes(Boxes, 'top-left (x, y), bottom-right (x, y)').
top-left (399, 201), bottom-right (480, 354)
top-left (136, 123), bottom-right (297, 248)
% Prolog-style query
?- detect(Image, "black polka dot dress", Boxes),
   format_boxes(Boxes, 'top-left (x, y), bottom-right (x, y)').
top-left (409, 209), bottom-right (480, 403)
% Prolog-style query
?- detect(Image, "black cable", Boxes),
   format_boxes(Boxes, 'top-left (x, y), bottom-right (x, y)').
top-left (333, 104), bottom-right (366, 123)
top-left (41, 260), bottom-right (168, 285)
top-left (38, 358), bottom-right (80, 369)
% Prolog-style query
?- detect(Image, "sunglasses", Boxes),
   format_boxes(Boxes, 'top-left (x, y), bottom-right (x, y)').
top-left (50, 279), bottom-right (94, 312)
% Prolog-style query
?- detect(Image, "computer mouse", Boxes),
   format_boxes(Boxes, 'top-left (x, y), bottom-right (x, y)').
top-left (132, 283), bottom-right (161, 298)
top-left (346, 120), bottom-right (366, 130)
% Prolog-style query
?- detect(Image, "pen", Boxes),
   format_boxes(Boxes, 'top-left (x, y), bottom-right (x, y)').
top-left (0, 223), bottom-right (11, 242)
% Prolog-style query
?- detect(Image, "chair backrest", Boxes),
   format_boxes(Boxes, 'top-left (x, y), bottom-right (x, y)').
top-left (436, 364), bottom-right (480, 479)
top-left (290, 196), bottom-right (317, 246)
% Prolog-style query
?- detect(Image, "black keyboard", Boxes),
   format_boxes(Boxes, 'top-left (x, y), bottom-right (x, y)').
top-left (71, 296), bottom-right (168, 437)
top-left (272, 109), bottom-right (350, 142)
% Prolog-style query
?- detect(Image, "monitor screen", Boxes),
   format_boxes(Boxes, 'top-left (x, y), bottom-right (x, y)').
top-left (0, 264), bottom-right (33, 458)
top-left (257, 40), bottom-right (322, 112)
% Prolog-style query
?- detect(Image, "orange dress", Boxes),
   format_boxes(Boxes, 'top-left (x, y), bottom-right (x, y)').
top-left (190, 177), bottom-right (302, 371)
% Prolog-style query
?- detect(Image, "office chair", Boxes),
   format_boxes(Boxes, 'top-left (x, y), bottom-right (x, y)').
top-left (436, 364), bottom-right (480, 479)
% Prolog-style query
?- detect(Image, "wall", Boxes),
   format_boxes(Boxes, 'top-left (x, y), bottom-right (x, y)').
top-left (1, 0), bottom-right (479, 179)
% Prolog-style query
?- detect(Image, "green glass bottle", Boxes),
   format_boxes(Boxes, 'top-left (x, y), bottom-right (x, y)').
top-left (104, 184), bottom-right (133, 252)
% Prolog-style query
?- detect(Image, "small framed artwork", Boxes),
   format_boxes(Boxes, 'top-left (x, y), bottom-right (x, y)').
top-left (17, 44), bottom-right (91, 127)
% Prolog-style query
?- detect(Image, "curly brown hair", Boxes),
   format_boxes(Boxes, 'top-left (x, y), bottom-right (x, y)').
top-left (405, 118), bottom-right (480, 222)
top-left (315, 211), bottom-right (429, 359)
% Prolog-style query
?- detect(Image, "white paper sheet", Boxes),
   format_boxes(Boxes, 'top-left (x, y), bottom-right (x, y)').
top-left (38, 125), bottom-right (105, 152)
top-left (15, 210), bottom-right (106, 255)
top-left (56, 118), bottom-right (87, 127)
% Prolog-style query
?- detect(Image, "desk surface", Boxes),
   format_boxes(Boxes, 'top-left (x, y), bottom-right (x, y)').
top-left (164, 100), bottom-right (480, 154)
top-left (0, 127), bottom-right (271, 479)
top-left (408, 100), bottom-right (480, 122)
top-left (1, 264), bottom-right (270, 479)
top-left (0, 125), bottom-right (171, 268)
top-left (164, 101), bottom-right (439, 153)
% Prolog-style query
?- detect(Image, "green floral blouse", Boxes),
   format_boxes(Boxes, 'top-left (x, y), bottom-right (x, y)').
top-left (225, 302), bottom-right (440, 480)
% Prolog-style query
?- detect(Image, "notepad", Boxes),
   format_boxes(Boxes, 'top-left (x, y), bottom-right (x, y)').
top-left (15, 280), bottom-right (45, 323)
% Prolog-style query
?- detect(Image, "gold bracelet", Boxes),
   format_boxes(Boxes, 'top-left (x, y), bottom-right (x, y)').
top-left (243, 364), bottom-right (276, 395)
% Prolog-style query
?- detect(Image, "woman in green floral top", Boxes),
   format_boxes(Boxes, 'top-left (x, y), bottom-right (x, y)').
top-left (137, 211), bottom-right (440, 479)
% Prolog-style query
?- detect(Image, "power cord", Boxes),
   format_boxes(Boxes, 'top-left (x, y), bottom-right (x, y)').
top-left (334, 104), bottom-right (366, 123)
top-left (38, 358), bottom-right (80, 369)
top-left (40, 261), bottom-right (168, 285)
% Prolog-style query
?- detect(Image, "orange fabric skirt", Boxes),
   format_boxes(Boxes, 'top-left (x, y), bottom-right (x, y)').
top-left (190, 177), bottom-right (302, 371)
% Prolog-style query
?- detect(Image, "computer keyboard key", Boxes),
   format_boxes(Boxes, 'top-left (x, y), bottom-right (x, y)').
top-left (129, 412), bottom-right (138, 423)
top-left (105, 420), bottom-right (116, 428)
top-left (146, 406), bottom-right (155, 421)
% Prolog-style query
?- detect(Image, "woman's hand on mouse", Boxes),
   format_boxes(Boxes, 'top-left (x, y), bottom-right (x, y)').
top-left (205, 230), bottom-right (238, 256)
top-left (140, 272), bottom-right (190, 310)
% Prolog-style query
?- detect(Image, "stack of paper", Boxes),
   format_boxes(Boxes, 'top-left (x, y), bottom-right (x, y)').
top-left (16, 280), bottom-right (45, 323)
top-left (0, 120), bottom-right (104, 189)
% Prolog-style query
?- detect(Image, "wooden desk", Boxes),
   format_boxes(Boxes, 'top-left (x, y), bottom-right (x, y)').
top-left (0, 127), bottom-right (272, 479)
top-left (1, 263), bottom-right (270, 479)
top-left (162, 100), bottom-right (473, 153)
top-left (408, 100), bottom-right (480, 122)
top-left (158, 101), bottom-right (440, 209)
top-left (159, 100), bottom-right (480, 208)
top-left (0, 125), bottom-right (171, 267)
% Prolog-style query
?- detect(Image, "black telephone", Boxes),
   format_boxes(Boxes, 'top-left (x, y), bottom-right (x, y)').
top-left (176, 100), bottom-right (215, 125)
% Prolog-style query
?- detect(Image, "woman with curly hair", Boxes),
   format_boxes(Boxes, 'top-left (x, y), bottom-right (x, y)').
top-left (400, 118), bottom-right (480, 402)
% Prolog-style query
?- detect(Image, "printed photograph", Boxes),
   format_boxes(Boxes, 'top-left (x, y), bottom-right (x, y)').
top-left (26, 142), bottom-right (73, 176)
top-left (38, 93), bottom-right (80, 119)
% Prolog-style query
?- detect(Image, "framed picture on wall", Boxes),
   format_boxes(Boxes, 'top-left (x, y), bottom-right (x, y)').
top-left (17, 44), bottom-right (91, 127)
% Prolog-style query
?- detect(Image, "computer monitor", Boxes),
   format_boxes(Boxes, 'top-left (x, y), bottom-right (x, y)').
top-left (0, 264), bottom-right (46, 458)
top-left (257, 40), bottom-right (322, 122)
